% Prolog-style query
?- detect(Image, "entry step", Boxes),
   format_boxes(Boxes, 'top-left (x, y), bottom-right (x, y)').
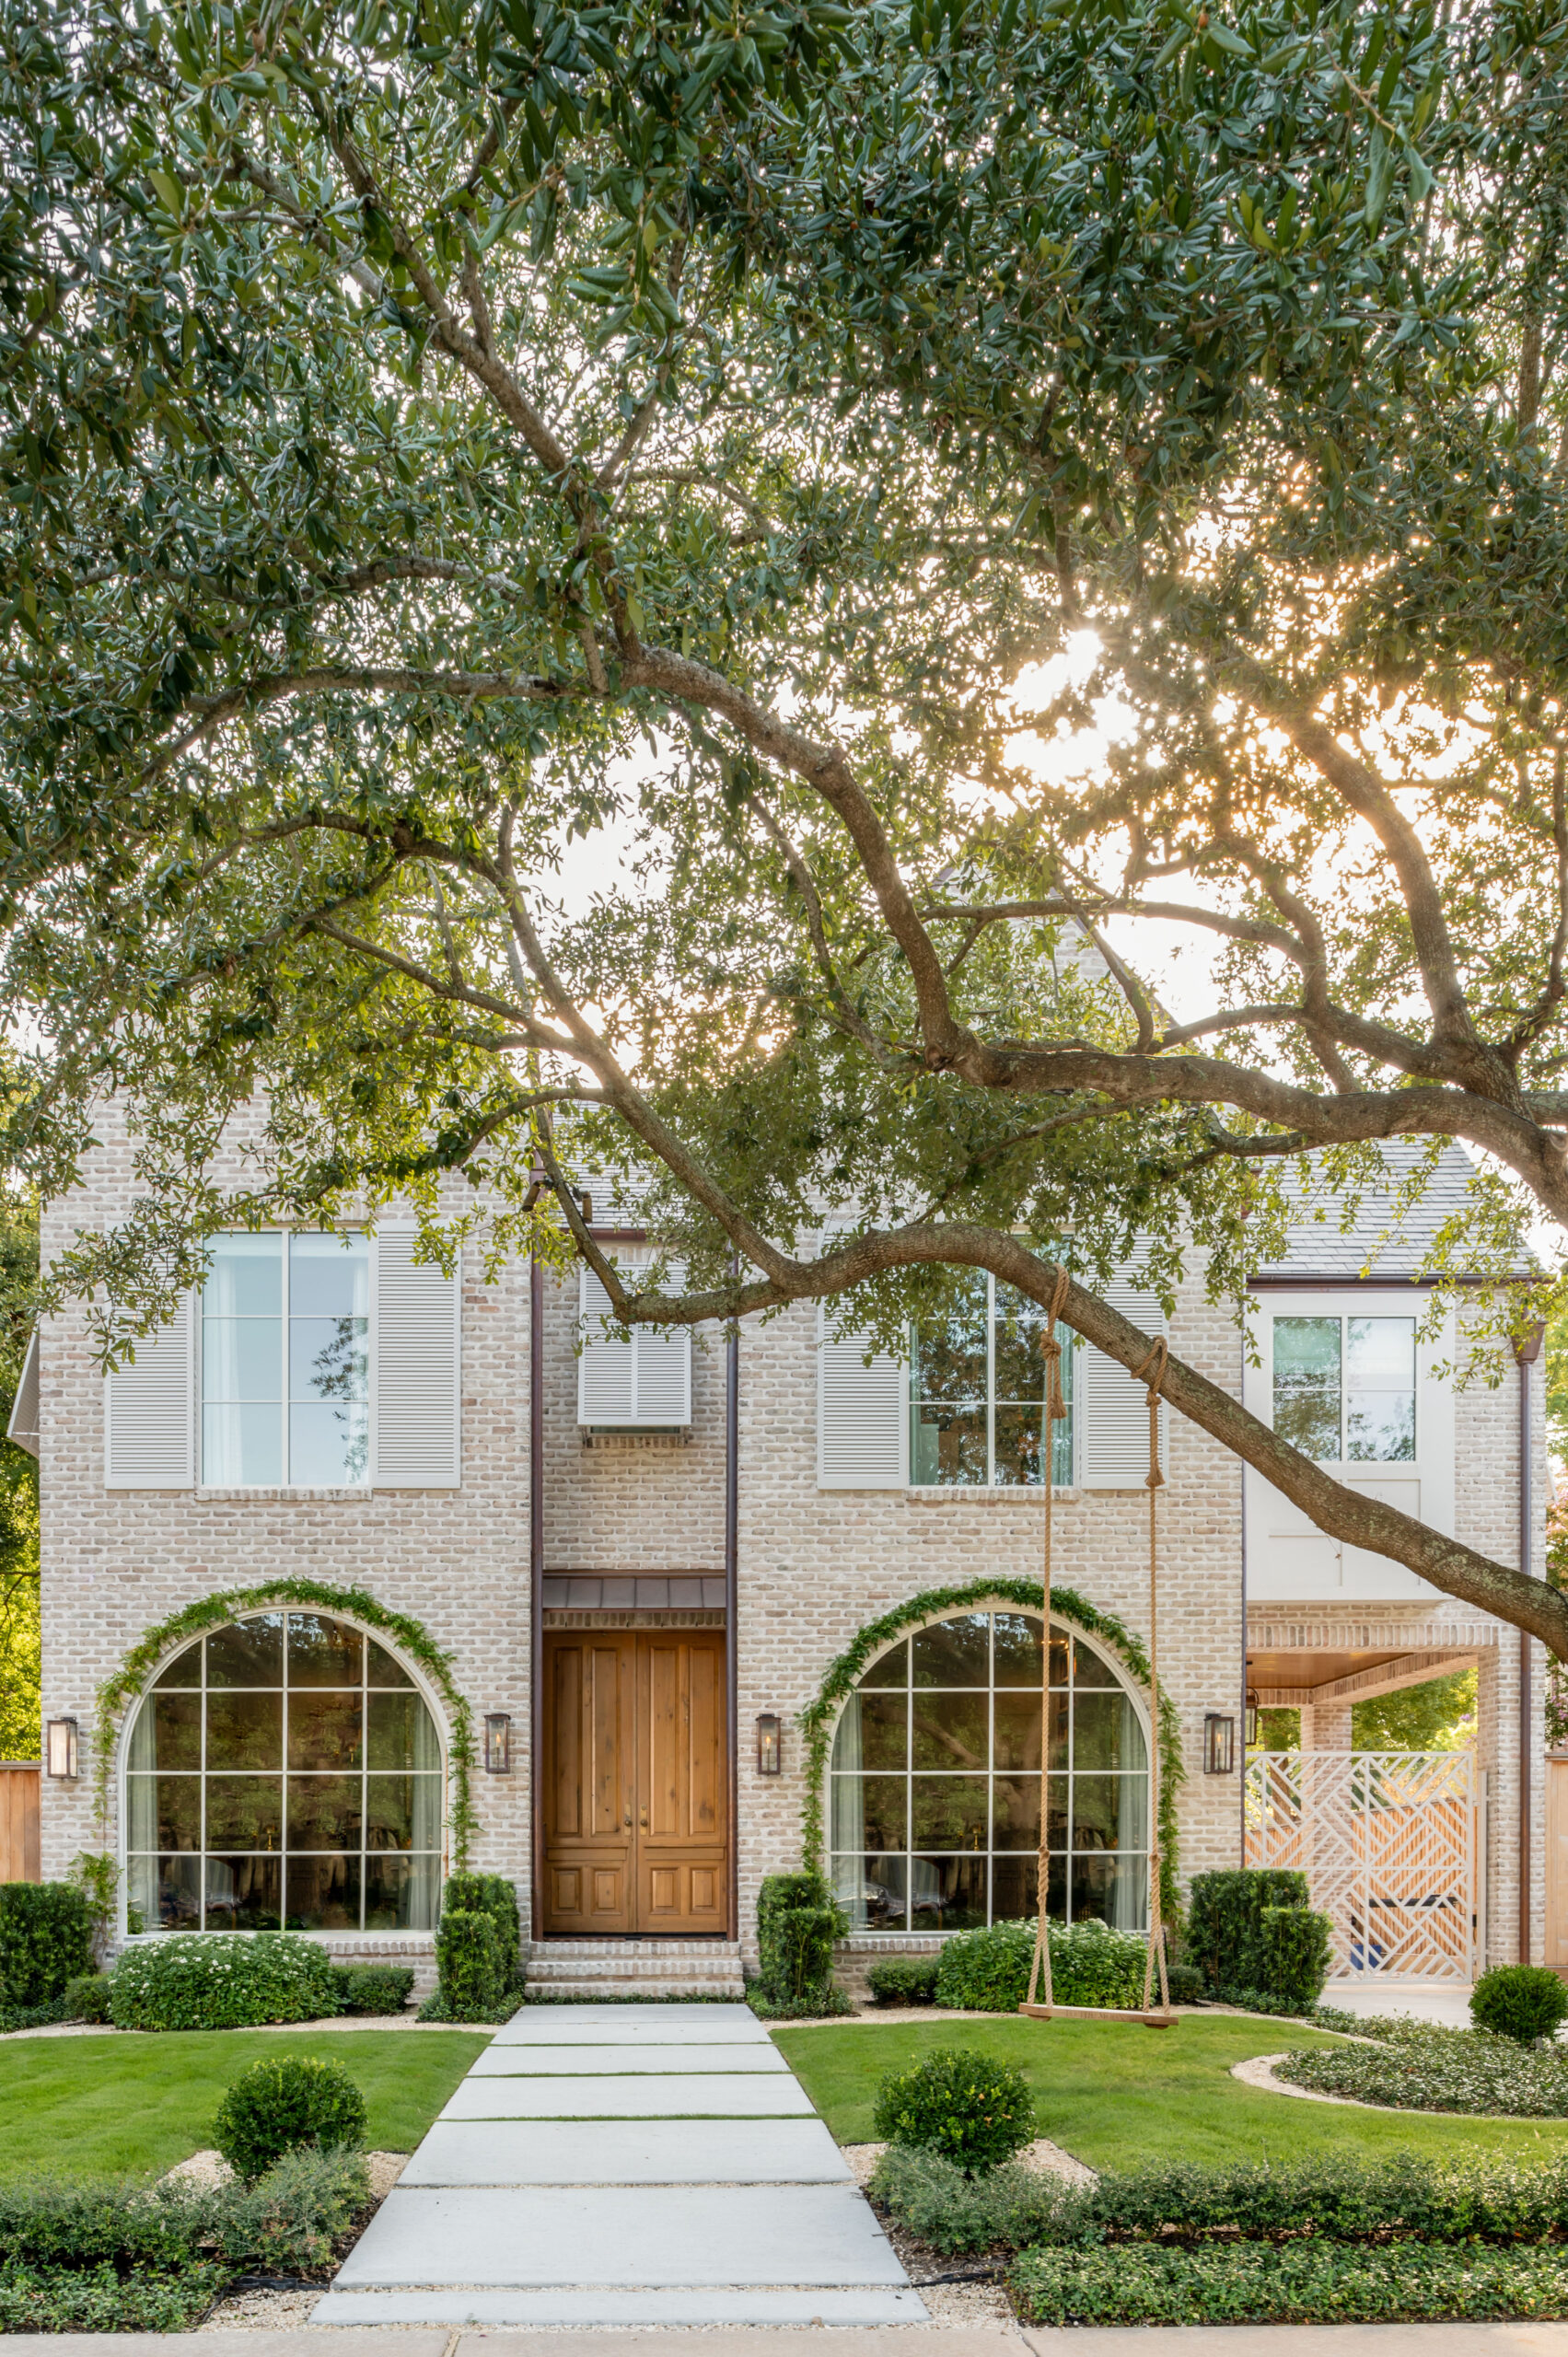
top-left (525, 1937), bottom-right (745, 2000)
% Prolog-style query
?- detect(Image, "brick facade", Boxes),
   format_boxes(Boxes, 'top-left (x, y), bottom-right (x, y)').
top-left (32, 1116), bottom-right (1548, 1980)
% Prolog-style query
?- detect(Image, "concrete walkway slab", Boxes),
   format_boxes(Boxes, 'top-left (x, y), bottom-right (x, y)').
top-left (440, 2071), bottom-right (814, 2119)
top-left (334, 2183), bottom-right (909, 2288)
top-left (312, 2288), bottom-right (931, 2326)
top-left (470, 2039), bottom-right (790, 2075)
top-left (401, 2116), bottom-right (851, 2184)
top-left (492, 2008), bottom-right (767, 2044)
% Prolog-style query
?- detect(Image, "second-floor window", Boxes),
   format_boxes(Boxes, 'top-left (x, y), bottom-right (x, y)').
top-left (911, 1273), bottom-right (1075, 1488)
top-left (202, 1234), bottom-right (370, 1487)
top-left (1272, 1314), bottom-right (1416, 1464)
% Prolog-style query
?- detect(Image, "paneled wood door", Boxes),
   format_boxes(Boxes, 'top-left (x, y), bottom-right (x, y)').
top-left (541, 1630), bottom-right (728, 1936)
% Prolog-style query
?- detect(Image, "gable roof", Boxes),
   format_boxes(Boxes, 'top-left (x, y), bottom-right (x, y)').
top-left (1254, 1141), bottom-right (1531, 1282)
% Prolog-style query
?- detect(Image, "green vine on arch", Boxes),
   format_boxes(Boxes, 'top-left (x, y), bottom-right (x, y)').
top-left (91, 1576), bottom-right (479, 1874)
top-left (797, 1576), bottom-right (1185, 1922)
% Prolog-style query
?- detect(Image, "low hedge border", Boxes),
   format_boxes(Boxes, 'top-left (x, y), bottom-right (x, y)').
top-left (0, 2148), bottom-right (371, 2332)
top-left (1010, 2241), bottom-right (1568, 2326)
top-left (1280, 2029), bottom-right (1568, 2119)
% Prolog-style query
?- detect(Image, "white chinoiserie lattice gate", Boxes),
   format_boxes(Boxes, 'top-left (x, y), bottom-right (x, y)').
top-left (1244, 1750), bottom-right (1485, 1981)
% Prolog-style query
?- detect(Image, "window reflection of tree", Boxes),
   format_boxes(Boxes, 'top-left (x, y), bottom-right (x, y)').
top-left (310, 1319), bottom-right (369, 1480)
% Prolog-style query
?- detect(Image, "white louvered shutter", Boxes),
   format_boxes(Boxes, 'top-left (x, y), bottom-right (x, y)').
top-left (373, 1230), bottom-right (460, 1486)
top-left (105, 1297), bottom-right (193, 1487)
top-left (818, 1307), bottom-right (908, 1488)
top-left (1079, 1249), bottom-right (1167, 1490)
top-left (577, 1262), bottom-right (691, 1426)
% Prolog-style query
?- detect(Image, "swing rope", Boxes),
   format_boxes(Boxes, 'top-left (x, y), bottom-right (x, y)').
top-left (1025, 1277), bottom-right (1172, 2019)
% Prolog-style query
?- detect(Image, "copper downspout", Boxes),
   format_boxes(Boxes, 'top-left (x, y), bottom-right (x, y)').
top-left (1516, 1325), bottom-right (1545, 1966)
top-left (529, 1245), bottom-right (545, 1941)
top-left (725, 1263), bottom-right (740, 1942)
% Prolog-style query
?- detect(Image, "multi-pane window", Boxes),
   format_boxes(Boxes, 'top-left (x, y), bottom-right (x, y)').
top-left (126, 1612), bottom-right (443, 1933)
top-left (911, 1276), bottom-right (1074, 1487)
top-left (830, 1611), bottom-right (1148, 1933)
top-left (202, 1234), bottom-right (369, 1486)
top-left (1272, 1315), bottom-right (1416, 1463)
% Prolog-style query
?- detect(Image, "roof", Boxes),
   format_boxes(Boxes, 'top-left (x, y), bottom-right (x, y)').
top-left (1252, 1141), bottom-right (1528, 1282)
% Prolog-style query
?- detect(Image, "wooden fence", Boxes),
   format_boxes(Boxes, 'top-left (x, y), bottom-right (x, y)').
top-left (0, 1763), bottom-right (41, 1882)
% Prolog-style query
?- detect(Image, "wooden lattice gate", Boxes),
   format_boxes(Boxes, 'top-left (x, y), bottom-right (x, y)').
top-left (1244, 1750), bottom-right (1484, 1981)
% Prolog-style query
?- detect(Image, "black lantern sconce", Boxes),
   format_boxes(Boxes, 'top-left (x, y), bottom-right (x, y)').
top-left (755, 1713), bottom-right (782, 1774)
top-left (483, 1713), bottom-right (513, 1774)
top-left (1202, 1713), bottom-right (1236, 1776)
top-left (1245, 1689), bottom-right (1260, 1748)
top-left (45, 1717), bottom-right (79, 1781)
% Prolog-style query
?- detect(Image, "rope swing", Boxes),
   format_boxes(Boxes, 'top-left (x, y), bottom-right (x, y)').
top-left (1020, 1270), bottom-right (1176, 2029)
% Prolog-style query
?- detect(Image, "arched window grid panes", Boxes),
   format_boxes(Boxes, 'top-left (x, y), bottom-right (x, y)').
top-left (124, 1611), bottom-right (444, 1934)
top-left (830, 1609), bottom-right (1149, 1934)
top-left (910, 1274), bottom-right (1075, 1489)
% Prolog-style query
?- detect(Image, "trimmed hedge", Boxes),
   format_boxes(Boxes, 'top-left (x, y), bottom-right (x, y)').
top-left (1186, 1870), bottom-right (1330, 2005)
top-left (331, 1964), bottom-right (414, 2016)
top-left (109, 1933), bottom-right (340, 2031)
top-left (757, 1872), bottom-right (845, 2009)
top-left (935, 1917), bottom-right (1155, 2013)
top-left (1011, 2241), bottom-right (1568, 2326)
top-left (0, 1884), bottom-right (96, 2007)
top-left (422, 1875), bottom-right (522, 2023)
top-left (873, 2145), bottom-right (1568, 2256)
top-left (866, 1956), bottom-right (941, 2007)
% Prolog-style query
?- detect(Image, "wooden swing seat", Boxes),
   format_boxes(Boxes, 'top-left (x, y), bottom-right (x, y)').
top-left (1017, 2002), bottom-right (1176, 2028)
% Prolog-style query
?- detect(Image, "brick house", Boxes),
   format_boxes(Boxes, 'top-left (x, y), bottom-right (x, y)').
top-left (11, 1120), bottom-right (1548, 1997)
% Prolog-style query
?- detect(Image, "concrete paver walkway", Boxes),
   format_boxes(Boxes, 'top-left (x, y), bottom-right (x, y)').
top-left (313, 2001), bottom-right (926, 2328)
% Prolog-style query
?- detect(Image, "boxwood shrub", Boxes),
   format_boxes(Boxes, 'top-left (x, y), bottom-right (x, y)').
top-left (421, 1875), bottom-right (523, 2022)
top-left (108, 1933), bottom-right (340, 2031)
top-left (331, 1963), bottom-right (414, 2016)
top-left (1471, 1966), bottom-right (1568, 2047)
top-left (213, 2054), bottom-right (366, 2182)
top-left (872, 2046), bottom-right (1035, 2172)
top-left (0, 1883), bottom-right (96, 2007)
top-left (866, 1956), bottom-right (941, 2007)
top-left (756, 1872), bottom-right (846, 2008)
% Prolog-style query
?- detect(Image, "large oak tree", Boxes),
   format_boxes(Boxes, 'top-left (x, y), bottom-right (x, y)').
top-left (5, 0), bottom-right (1568, 1643)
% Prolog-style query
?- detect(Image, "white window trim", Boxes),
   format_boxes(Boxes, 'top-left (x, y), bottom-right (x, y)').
top-left (194, 1228), bottom-right (374, 1492)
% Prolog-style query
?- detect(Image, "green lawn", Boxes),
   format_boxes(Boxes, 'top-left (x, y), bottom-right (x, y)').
top-left (772, 2015), bottom-right (1568, 2173)
top-left (0, 2028), bottom-right (489, 2180)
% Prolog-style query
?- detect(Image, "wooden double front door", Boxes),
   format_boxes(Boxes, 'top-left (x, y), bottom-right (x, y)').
top-left (541, 1630), bottom-right (729, 1936)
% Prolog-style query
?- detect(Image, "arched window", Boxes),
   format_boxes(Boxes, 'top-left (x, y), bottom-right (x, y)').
top-left (125, 1611), bottom-right (443, 1933)
top-left (830, 1610), bottom-right (1148, 1933)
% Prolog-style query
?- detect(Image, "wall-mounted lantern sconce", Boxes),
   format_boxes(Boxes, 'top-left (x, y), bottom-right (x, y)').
top-left (1245, 1689), bottom-right (1260, 1748)
top-left (45, 1717), bottom-right (79, 1781)
top-left (1202, 1713), bottom-right (1236, 1776)
top-left (756, 1713), bottom-right (782, 1774)
top-left (483, 1713), bottom-right (513, 1774)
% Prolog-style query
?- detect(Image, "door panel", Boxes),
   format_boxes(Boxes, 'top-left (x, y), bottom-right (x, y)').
top-left (541, 1637), bottom-right (635, 1934)
top-left (542, 1630), bottom-right (728, 1935)
top-left (636, 1633), bottom-right (728, 1933)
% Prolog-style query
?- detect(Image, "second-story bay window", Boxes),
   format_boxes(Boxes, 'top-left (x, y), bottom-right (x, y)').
top-left (912, 1273), bottom-right (1074, 1488)
top-left (202, 1234), bottom-right (370, 1487)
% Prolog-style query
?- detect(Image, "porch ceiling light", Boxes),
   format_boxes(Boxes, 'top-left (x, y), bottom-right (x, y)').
top-left (756, 1713), bottom-right (782, 1775)
top-left (45, 1716), bottom-right (78, 1781)
top-left (483, 1713), bottom-right (513, 1774)
top-left (1203, 1713), bottom-right (1236, 1776)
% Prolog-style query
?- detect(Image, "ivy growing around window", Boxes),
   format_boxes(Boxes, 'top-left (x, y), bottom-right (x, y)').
top-left (910, 1275), bottom-right (1074, 1488)
top-left (126, 1611), bottom-right (443, 1933)
top-left (830, 1610), bottom-right (1148, 1933)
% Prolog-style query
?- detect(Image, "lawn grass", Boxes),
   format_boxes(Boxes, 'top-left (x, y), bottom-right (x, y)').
top-left (0, 2028), bottom-right (489, 2180)
top-left (772, 2014), bottom-right (1568, 2173)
